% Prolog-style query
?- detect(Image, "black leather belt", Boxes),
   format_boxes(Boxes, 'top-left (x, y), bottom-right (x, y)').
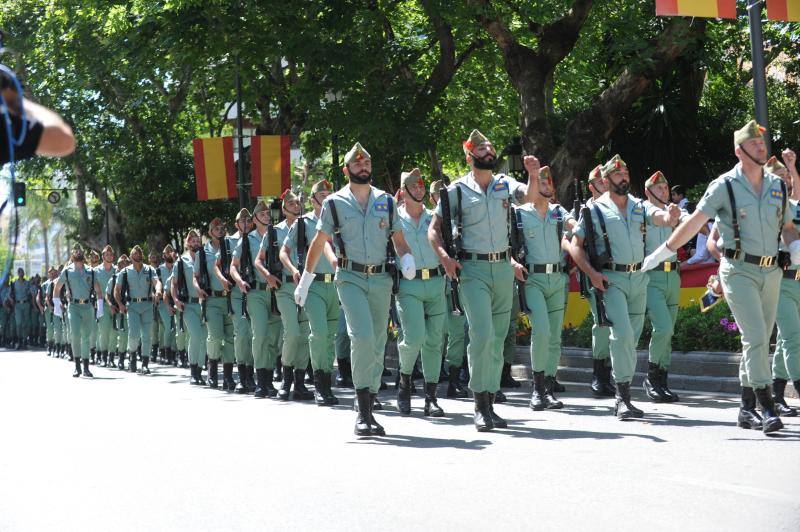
top-left (413, 266), bottom-right (444, 280)
top-left (282, 273), bottom-right (295, 284)
top-left (339, 258), bottom-right (387, 274)
top-left (603, 262), bottom-right (643, 273)
top-left (211, 290), bottom-right (228, 297)
top-left (255, 281), bottom-right (269, 290)
top-left (783, 269), bottom-right (800, 280)
top-left (652, 261), bottom-right (679, 273)
top-left (313, 273), bottom-right (335, 283)
top-left (458, 250), bottom-right (509, 262)
top-left (71, 298), bottom-right (91, 304)
top-left (724, 249), bottom-right (777, 268)
top-left (188, 297), bottom-right (200, 304)
top-left (529, 263), bottom-right (563, 274)
top-left (130, 297), bottom-right (152, 303)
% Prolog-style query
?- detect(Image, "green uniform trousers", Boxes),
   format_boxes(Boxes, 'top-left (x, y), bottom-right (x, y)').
top-left (205, 296), bottom-right (234, 363)
top-left (68, 302), bottom-right (94, 360)
top-left (116, 313), bottom-right (128, 354)
top-left (53, 314), bottom-right (65, 345)
top-left (396, 276), bottom-right (446, 383)
top-left (459, 259), bottom-right (513, 393)
top-left (151, 305), bottom-right (160, 347)
top-left (524, 272), bottom-right (567, 377)
top-left (157, 303), bottom-right (176, 350)
top-left (247, 290), bottom-right (276, 370)
top-left (181, 302), bottom-right (204, 365)
top-left (89, 315), bottom-right (98, 350)
top-left (773, 277), bottom-right (800, 381)
top-left (276, 281), bottom-right (310, 368)
top-left (588, 290), bottom-right (611, 360)
top-left (443, 288), bottom-right (467, 368)
top-left (14, 301), bottom-right (30, 340)
top-left (645, 269), bottom-right (680, 369)
top-left (44, 309), bottom-right (54, 343)
top-left (126, 301), bottom-right (154, 355)
top-left (719, 261), bottom-right (781, 389)
top-left (174, 310), bottom-right (187, 351)
top-left (305, 280), bottom-right (339, 373)
top-left (336, 270), bottom-right (393, 393)
top-left (231, 294), bottom-right (253, 365)
top-left (335, 309), bottom-right (351, 360)
top-left (96, 311), bottom-right (115, 352)
top-left (600, 270), bottom-right (648, 384)
top-left (503, 284), bottom-right (520, 364)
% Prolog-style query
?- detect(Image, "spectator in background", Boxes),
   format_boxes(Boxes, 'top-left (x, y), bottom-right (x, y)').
top-left (686, 221), bottom-right (717, 265)
top-left (671, 185), bottom-right (689, 210)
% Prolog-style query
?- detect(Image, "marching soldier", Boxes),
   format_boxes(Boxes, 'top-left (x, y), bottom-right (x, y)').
top-left (231, 201), bottom-right (279, 398)
top-left (570, 155), bottom-right (679, 420)
top-left (148, 250), bottom-right (162, 362)
top-left (157, 245), bottom-right (178, 366)
top-left (225, 209), bottom-right (255, 393)
top-left (88, 250), bottom-right (100, 363)
top-left (394, 169), bottom-right (446, 417)
top-left (262, 190), bottom-right (313, 401)
top-left (428, 130), bottom-right (530, 432)
top-left (108, 255), bottom-right (130, 368)
top-left (53, 245), bottom-right (103, 378)
top-left (282, 179), bottom-right (340, 405)
top-left (0, 277), bottom-right (11, 347)
top-left (41, 268), bottom-right (56, 355)
top-left (515, 163), bottom-right (576, 411)
top-left (643, 120), bottom-right (800, 434)
top-left (196, 218), bottom-right (236, 390)
top-left (170, 232), bottom-right (206, 384)
top-left (94, 246), bottom-right (117, 367)
top-left (115, 245), bottom-right (161, 375)
top-left (12, 268), bottom-right (31, 349)
top-left (294, 142), bottom-right (416, 436)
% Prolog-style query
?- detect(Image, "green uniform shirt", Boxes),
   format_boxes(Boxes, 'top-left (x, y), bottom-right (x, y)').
top-left (93, 264), bottom-right (117, 295)
top-left (224, 234), bottom-right (243, 296)
top-left (284, 212), bottom-right (335, 275)
top-left (434, 172), bottom-right (526, 254)
top-left (171, 255), bottom-right (198, 298)
top-left (194, 242), bottom-right (223, 291)
top-left (517, 202), bottom-right (573, 265)
top-left (233, 230), bottom-right (267, 282)
top-left (696, 164), bottom-right (792, 258)
top-left (13, 278), bottom-right (30, 301)
top-left (117, 264), bottom-right (156, 299)
top-left (260, 219), bottom-right (293, 276)
top-left (317, 184), bottom-right (400, 265)
top-left (58, 264), bottom-right (95, 300)
top-left (398, 206), bottom-right (439, 269)
top-left (157, 263), bottom-right (173, 293)
top-left (574, 192), bottom-right (648, 264)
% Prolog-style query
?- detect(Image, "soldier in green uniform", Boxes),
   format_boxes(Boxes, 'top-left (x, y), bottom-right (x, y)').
top-left (515, 163), bottom-right (576, 410)
top-left (225, 209), bottom-right (255, 393)
top-left (12, 268), bottom-right (31, 349)
top-left (170, 232), bottom-right (206, 384)
top-left (428, 130), bottom-right (529, 432)
top-left (643, 120), bottom-right (800, 434)
top-left (231, 201), bottom-right (279, 398)
top-left (94, 246), bottom-right (117, 367)
top-left (295, 142), bottom-right (416, 436)
top-left (115, 245), bottom-right (161, 375)
top-left (108, 255), bottom-right (129, 369)
top-left (282, 179), bottom-right (341, 405)
top-left (156, 245), bottom-right (177, 366)
top-left (393, 168), bottom-right (446, 417)
top-left (570, 155), bottom-right (679, 420)
top-left (196, 218), bottom-right (236, 390)
top-left (148, 250), bottom-right (162, 363)
top-left (88, 250), bottom-right (100, 363)
top-left (261, 190), bottom-right (313, 401)
top-left (41, 267), bottom-right (57, 355)
top-left (53, 245), bottom-right (103, 378)
top-left (764, 152), bottom-right (800, 416)
top-left (0, 278), bottom-right (11, 348)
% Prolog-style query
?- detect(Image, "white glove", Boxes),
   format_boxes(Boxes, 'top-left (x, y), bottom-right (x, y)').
top-left (400, 253), bottom-right (416, 280)
top-left (53, 298), bottom-right (63, 317)
top-left (96, 299), bottom-right (104, 319)
top-left (641, 242), bottom-right (674, 272)
top-left (293, 270), bottom-right (316, 306)
top-left (790, 240), bottom-right (800, 265)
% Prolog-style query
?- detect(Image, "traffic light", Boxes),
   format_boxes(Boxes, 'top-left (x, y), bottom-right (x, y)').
top-left (12, 182), bottom-right (26, 207)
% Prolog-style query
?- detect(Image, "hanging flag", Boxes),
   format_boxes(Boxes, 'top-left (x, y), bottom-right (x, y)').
top-left (655, 0), bottom-right (737, 19)
top-left (767, 0), bottom-right (800, 21)
top-left (250, 135), bottom-right (291, 198)
top-left (192, 137), bottom-right (237, 201)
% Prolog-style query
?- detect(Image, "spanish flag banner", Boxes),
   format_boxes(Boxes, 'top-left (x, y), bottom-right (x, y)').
top-left (250, 135), bottom-right (291, 198)
top-left (656, 0), bottom-right (737, 18)
top-left (193, 137), bottom-right (237, 201)
top-left (767, 0), bottom-right (800, 21)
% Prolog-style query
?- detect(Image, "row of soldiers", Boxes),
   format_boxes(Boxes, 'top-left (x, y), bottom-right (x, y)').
top-left (35, 122), bottom-right (800, 437)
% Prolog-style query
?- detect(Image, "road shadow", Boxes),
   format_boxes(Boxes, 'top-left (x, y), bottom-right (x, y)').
top-left (350, 434), bottom-right (491, 450)
top-left (497, 424), bottom-right (667, 443)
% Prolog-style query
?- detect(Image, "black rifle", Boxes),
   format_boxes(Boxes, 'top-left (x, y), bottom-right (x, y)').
top-left (176, 260), bottom-right (189, 331)
top-left (509, 205), bottom-right (531, 313)
top-left (240, 232), bottom-right (254, 320)
top-left (266, 220), bottom-right (282, 316)
top-left (439, 180), bottom-right (463, 315)
top-left (573, 178), bottom-right (590, 299)
top-left (580, 205), bottom-right (612, 327)
top-left (219, 237), bottom-right (234, 315)
top-left (385, 196), bottom-right (399, 295)
top-left (296, 203), bottom-right (308, 319)
top-left (198, 246), bottom-right (211, 323)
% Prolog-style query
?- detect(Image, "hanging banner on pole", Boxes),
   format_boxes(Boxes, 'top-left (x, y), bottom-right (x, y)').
top-left (193, 137), bottom-right (237, 200)
top-left (656, 0), bottom-right (737, 18)
top-left (767, 0), bottom-right (800, 21)
top-left (250, 135), bottom-right (291, 198)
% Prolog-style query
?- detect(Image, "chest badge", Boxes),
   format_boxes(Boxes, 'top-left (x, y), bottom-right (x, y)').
top-left (739, 208), bottom-right (747, 220)
top-left (502, 199), bottom-right (509, 209)
top-left (379, 218), bottom-right (387, 230)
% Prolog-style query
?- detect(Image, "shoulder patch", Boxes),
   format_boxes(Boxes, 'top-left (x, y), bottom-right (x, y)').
top-left (771, 188), bottom-right (784, 199)
top-left (492, 180), bottom-right (509, 192)
top-left (632, 206), bottom-right (644, 215)
top-left (374, 201), bottom-right (389, 212)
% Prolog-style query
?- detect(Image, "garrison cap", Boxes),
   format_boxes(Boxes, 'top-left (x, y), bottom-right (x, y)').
top-left (311, 179), bottom-right (333, 195)
top-left (344, 142), bottom-right (371, 165)
top-left (252, 200), bottom-right (268, 216)
top-left (280, 188), bottom-right (299, 203)
top-left (764, 156), bottom-right (787, 175)
top-left (235, 208), bottom-right (251, 222)
top-left (429, 180), bottom-right (444, 195)
top-left (645, 171), bottom-right (667, 189)
top-left (400, 168), bottom-right (424, 189)
top-left (734, 120), bottom-right (766, 146)
top-left (462, 129), bottom-right (490, 155)
top-left (600, 155), bottom-right (627, 179)
top-left (538, 166), bottom-right (553, 182)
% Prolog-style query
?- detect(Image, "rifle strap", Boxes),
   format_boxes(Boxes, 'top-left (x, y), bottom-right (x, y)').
top-left (592, 204), bottom-right (613, 262)
top-left (329, 200), bottom-right (347, 259)
top-left (724, 177), bottom-right (741, 257)
top-left (386, 196), bottom-right (395, 262)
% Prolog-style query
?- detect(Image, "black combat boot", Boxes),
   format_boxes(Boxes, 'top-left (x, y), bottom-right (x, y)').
top-left (222, 363), bottom-right (236, 392)
top-left (354, 388), bottom-right (372, 436)
top-left (180, 350), bottom-right (188, 368)
top-left (207, 359), bottom-right (219, 389)
top-left (737, 387), bottom-right (763, 430)
top-left (82, 358), bottom-right (93, 378)
top-left (246, 365), bottom-right (256, 393)
top-left (369, 393), bottom-right (385, 436)
top-left (73, 357), bottom-right (82, 378)
top-left (278, 365), bottom-right (294, 400)
top-left (108, 351), bottom-right (116, 367)
top-left (544, 376), bottom-right (563, 409)
top-left (493, 389), bottom-right (507, 404)
top-left (602, 360), bottom-right (617, 397)
top-left (614, 382), bottom-right (644, 420)
top-left (336, 357), bottom-right (353, 388)
top-left (313, 370), bottom-right (327, 406)
top-left (660, 367), bottom-right (680, 402)
top-left (254, 368), bottom-right (276, 398)
top-left (101, 350), bottom-right (108, 367)
top-left (235, 364), bottom-right (248, 394)
top-left (397, 373), bottom-right (412, 415)
top-left (189, 364), bottom-right (199, 385)
top-left (643, 362), bottom-right (669, 402)
top-left (305, 361), bottom-right (314, 385)
top-left (140, 357), bottom-right (150, 375)
top-left (423, 382), bottom-right (444, 417)
top-left (90, 348), bottom-right (96, 365)
top-left (129, 352), bottom-right (137, 373)
top-left (591, 358), bottom-right (605, 397)
top-left (488, 392), bottom-right (507, 428)
top-left (754, 386), bottom-right (784, 434)
top-left (530, 371), bottom-right (546, 411)
top-left (474, 392), bottom-right (493, 432)
top-left (293, 368), bottom-right (314, 400)
top-left (500, 362), bottom-right (520, 388)
top-left (323, 372), bottom-right (339, 405)
top-left (273, 357), bottom-right (283, 383)
top-left (195, 364), bottom-right (206, 386)
top-left (552, 376), bottom-right (566, 393)
top-left (446, 365), bottom-right (468, 398)
top-left (772, 378), bottom-right (797, 417)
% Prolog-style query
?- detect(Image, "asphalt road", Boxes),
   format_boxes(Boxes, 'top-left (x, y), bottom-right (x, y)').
top-left (1, 350), bottom-right (798, 532)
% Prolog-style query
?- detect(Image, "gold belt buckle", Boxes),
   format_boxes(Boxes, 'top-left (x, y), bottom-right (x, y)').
top-left (487, 252), bottom-right (501, 262)
top-left (759, 255), bottom-right (775, 268)
top-left (364, 264), bottom-right (377, 274)
top-left (627, 263), bottom-right (639, 273)
top-left (795, 270), bottom-right (800, 281)
top-left (663, 261), bottom-right (671, 273)
top-left (421, 268), bottom-right (430, 280)
top-left (545, 264), bottom-right (554, 274)
top-left (324, 274), bottom-right (333, 283)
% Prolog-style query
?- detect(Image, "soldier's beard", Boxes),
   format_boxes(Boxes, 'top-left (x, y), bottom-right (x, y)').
top-left (470, 152), bottom-right (497, 170)
top-left (350, 172), bottom-right (372, 185)
top-left (610, 180), bottom-right (630, 195)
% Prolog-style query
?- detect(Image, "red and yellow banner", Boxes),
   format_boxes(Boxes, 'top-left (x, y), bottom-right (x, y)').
top-left (656, 0), bottom-right (737, 19)
top-left (767, 0), bottom-right (800, 21)
top-left (193, 137), bottom-right (237, 201)
top-left (250, 135), bottom-right (291, 198)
